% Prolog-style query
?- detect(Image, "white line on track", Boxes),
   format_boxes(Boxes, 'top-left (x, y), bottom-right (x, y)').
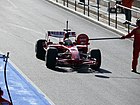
top-left (9, 23), bottom-right (44, 35)
top-left (7, 0), bottom-right (17, 8)
top-left (0, 28), bottom-right (8, 34)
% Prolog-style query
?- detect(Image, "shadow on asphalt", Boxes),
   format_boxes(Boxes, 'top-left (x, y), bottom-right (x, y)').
top-left (98, 68), bottom-right (112, 73)
top-left (95, 71), bottom-right (140, 79)
top-left (110, 76), bottom-right (140, 79)
top-left (52, 67), bottom-right (72, 73)
top-left (51, 67), bottom-right (112, 74)
top-left (51, 67), bottom-right (140, 80)
top-left (135, 72), bottom-right (140, 75)
top-left (95, 74), bottom-right (110, 79)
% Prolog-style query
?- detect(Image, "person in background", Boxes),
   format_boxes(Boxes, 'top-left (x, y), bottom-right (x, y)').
top-left (121, 18), bottom-right (140, 73)
top-left (122, 0), bottom-right (134, 24)
top-left (0, 88), bottom-right (12, 105)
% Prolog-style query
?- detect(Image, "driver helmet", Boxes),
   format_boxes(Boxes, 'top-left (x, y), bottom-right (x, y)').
top-left (64, 32), bottom-right (70, 39)
top-left (64, 33), bottom-right (72, 46)
top-left (136, 18), bottom-right (140, 26)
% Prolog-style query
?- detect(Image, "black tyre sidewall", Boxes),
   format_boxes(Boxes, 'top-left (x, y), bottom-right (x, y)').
top-left (35, 39), bottom-right (46, 60)
top-left (46, 47), bottom-right (58, 69)
top-left (90, 49), bottom-right (101, 70)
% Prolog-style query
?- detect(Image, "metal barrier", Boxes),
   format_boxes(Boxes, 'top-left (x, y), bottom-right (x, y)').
top-left (53, 0), bottom-right (140, 33)
top-left (116, 3), bottom-right (140, 32)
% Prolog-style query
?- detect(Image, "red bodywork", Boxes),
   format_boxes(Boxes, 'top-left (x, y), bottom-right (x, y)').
top-left (44, 32), bottom-right (96, 68)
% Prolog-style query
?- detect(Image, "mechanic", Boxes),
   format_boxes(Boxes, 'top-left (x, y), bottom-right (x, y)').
top-left (122, 0), bottom-right (134, 24)
top-left (0, 88), bottom-right (12, 105)
top-left (63, 32), bottom-right (73, 46)
top-left (121, 18), bottom-right (140, 73)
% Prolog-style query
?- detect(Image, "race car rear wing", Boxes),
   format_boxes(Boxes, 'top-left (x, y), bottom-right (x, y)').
top-left (48, 31), bottom-right (65, 38)
top-left (47, 31), bottom-right (76, 38)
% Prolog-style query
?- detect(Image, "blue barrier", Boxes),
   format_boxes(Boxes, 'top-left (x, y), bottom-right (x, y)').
top-left (0, 56), bottom-right (52, 105)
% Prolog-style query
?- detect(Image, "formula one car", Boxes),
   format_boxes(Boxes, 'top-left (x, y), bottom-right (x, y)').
top-left (35, 22), bottom-right (101, 71)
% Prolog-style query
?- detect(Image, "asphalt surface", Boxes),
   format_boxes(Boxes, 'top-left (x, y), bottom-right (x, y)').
top-left (0, 0), bottom-right (140, 105)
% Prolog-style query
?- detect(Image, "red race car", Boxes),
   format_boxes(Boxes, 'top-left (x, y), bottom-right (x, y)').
top-left (35, 22), bottom-right (101, 71)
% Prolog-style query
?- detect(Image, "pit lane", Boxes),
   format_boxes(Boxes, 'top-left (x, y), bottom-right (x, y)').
top-left (0, 0), bottom-right (140, 105)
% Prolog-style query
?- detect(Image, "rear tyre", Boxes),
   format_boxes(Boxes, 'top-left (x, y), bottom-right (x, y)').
top-left (90, 49), bottom-right (101, 70)
top-left (46, 47), bottom-right (58, 69)
top-left (35, 39), bottom-right (46, 60)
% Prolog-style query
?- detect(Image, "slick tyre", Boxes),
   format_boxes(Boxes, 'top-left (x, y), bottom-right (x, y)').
top-left (90, 49), bottom-right (101, 70)
top-left (35, 39), bottom-right (46, 60)
top-left (46, 47), bottom-right (58, 69)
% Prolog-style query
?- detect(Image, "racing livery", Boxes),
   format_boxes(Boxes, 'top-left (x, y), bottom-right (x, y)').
top-left (35, 22), bottom-right (101, 71)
